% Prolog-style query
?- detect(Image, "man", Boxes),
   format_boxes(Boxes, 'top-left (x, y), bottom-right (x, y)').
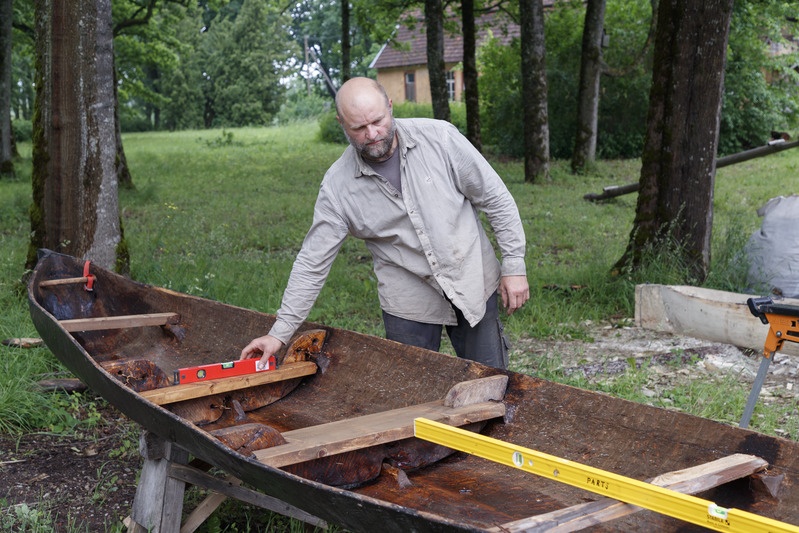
top-left (241, 77), bottom-right (528, 369)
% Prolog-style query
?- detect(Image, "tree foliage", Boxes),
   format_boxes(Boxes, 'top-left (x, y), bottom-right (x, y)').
top-left (719, 1), bottom-right (799, 154)
top-left (206, 0), bottom-right (296, 126)
top-left (288, 0), bottom-right (402, 98)
top-left (8, 0), bottom-right (797, 143)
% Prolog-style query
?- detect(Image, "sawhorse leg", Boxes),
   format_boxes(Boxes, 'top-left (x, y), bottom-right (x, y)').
top-left (126, 431), bottom-right (327, 533)
top-left (127, 431), bottom-right (189, 533)
top-left (739, 354), bottom-right (774, 429)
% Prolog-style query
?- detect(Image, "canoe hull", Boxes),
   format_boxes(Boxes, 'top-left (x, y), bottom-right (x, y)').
top-left (28, 253), bottom-right (799, 532)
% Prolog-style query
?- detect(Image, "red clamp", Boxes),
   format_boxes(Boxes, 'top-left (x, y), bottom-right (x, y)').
top-left (83, 260), bottom-right (95, 291)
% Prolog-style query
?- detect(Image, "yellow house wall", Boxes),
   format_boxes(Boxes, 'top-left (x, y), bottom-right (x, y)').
top-left (377, 64), bottom-right (463, 105)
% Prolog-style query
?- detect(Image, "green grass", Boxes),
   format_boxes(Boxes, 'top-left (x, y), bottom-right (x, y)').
top-left (3, 121), bottom-right (799, 529)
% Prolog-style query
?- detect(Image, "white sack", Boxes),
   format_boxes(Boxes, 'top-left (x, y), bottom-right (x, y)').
top-left (745, 194), bottom-right (799, 297)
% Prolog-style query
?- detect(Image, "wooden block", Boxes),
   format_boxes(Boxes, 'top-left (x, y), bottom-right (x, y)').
top-left (445, 374), bottom-right (508, 408)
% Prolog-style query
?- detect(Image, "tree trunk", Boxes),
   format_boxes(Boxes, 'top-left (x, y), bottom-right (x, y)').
top-left (614, 0), bottom-right (734, 282)
top-left (425, 0), bottom-right (450, 122)
top-left (571, 0), bottom-right (606, 173)
top-left (0, 0), bottom-right (14, 179)
top-left (462, 0), bottom-right (481, 151)
top-left (520, 0), bottom-right (550, 182)
top-left (28, 0), bottom-right (125, 272)
top-left (341, 0), bottom-right (351, 83)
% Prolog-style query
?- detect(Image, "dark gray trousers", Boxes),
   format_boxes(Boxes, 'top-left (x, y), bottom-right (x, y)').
top-left (382, 292), bottom-right (509, 369)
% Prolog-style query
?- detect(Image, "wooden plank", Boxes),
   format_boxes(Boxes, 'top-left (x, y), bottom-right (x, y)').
top-left (139, 361), bottom-right (318, 405)
top-left (491, 453), bottom-right (769, 533)
top-left (169, 465), bottom-right (327, 530)
top-left (253, 376), bottom-right (508, 468)
top-left (180, 488), bottom-right (229, 533)
top-left (254, 400), bottom-right (506, 468)
top-left (635, 284), bottom-right (799, 356)
top-left (59, 312), bottom-right (180, 332)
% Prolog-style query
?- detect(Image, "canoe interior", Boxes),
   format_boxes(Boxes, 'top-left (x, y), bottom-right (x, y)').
top-left (28, 252), bottom-right (799, 532)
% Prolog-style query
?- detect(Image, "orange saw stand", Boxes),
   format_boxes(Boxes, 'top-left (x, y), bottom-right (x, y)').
top-left (741, 297), bottom-right (799, 428)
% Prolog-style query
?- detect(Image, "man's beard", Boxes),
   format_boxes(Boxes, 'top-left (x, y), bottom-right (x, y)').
top-left (348, 120), bottom-right (397, 162)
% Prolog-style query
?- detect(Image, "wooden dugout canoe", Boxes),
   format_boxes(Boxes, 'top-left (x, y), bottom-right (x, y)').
top-left (27, 251), bottom-right (799, 532)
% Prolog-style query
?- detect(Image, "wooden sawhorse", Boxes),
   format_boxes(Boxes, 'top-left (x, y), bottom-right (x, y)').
top-left (125, 431), bottom-right (327, 533)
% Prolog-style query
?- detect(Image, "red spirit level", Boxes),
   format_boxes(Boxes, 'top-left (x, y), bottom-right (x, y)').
top-left (174, 356), bottom-right (276, 385)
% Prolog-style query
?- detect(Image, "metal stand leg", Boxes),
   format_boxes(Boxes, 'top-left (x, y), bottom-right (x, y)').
top-left (739, 355), bottom-right (773, 429)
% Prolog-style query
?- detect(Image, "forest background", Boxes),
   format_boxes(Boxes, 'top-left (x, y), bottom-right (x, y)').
top-left (7, 0), bottom-right (799, 161)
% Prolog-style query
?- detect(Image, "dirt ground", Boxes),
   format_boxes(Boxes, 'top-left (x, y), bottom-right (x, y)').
top-left (0, 404), bottom-right (142, 531)
top-left (1, 324), bottom-right (797, 532)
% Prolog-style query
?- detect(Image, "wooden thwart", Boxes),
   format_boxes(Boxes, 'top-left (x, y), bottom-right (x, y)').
top-left (490, 453), bottom-right (770, 533)
top-left (253, 375), bottom-right (508, 468)
top-left (139, 361), bottom-right (318, 405)
top-left (59, 312), bottom-right (180, 332)
top-left (39, 276), bottom-right (91, 287)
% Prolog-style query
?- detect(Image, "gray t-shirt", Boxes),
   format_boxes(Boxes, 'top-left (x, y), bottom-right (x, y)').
top-left (367, 147), bottom-right (402, 193)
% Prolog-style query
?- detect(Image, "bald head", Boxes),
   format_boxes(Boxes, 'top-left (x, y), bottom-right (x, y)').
top-left (335, 78), bottom-right (397, 162)
top-left (335, 77), bottom-right (390, 117)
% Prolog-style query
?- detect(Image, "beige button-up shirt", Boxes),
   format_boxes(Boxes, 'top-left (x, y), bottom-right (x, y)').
top-left (268, 118), bottom-right (527, 344)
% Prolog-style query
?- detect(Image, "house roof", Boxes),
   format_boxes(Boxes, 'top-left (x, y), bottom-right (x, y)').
top-left (370, 9), bottom-right (523, 70)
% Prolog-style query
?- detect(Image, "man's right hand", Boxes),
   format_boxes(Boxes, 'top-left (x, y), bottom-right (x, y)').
top-left (240, 334), bottom-right (285, 370)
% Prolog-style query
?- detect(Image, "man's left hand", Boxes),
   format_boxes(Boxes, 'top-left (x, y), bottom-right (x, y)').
top-left (499, 275), bottom-right (530, 315)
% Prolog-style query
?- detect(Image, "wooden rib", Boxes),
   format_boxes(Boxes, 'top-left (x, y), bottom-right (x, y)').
top-left (59, 312), bottom-right (180, 332)
top-left (253, 376), bottom-right (508, 468)
top-left (139, 361), bottom-right (318, 405)
top-left (39, 276), bottom-right (90, 287)
top-left (490, 453), bottom-right (769, 533)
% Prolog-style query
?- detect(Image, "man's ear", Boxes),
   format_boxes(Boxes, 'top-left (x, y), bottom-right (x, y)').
top-left (336, 115), bottom-right (342, 125)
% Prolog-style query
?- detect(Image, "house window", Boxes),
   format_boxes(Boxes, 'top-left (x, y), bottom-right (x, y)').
top-left (404, 72), bottom-right (416, 102)
top-left (446, 71), bottom-right (455, 101)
